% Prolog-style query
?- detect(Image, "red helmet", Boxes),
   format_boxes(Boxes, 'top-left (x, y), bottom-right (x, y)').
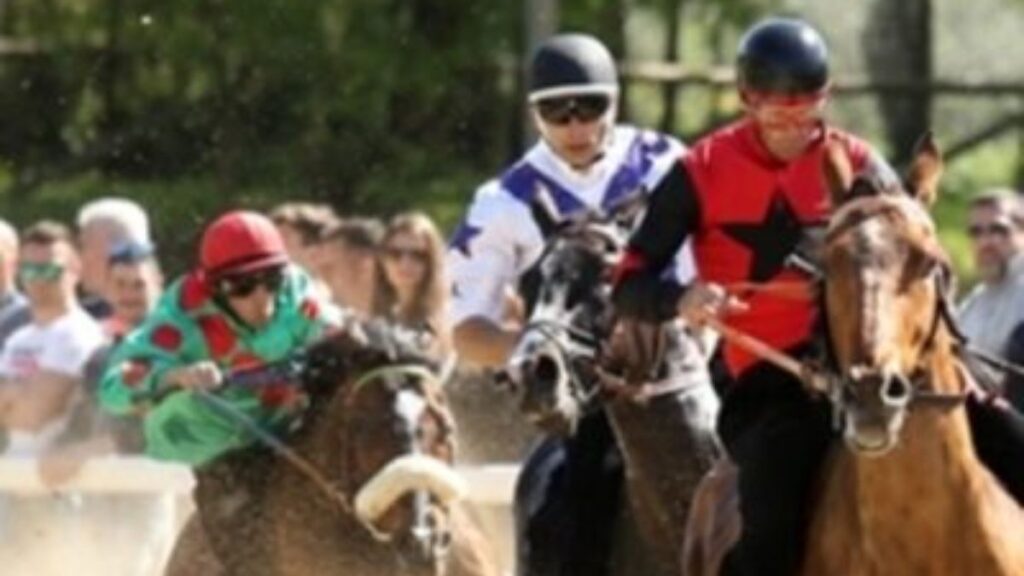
top-left (200, 211), bottom-right (288, 278)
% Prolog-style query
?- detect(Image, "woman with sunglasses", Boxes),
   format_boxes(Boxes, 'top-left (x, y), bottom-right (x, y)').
top-left (373, 212), bottom-right (450, 357)
top-left (613, 17), bottom-right (1024, 576)
top-left (447, 32), bottom-right (695, 576)
top-left (99, 210), bottom-right (343, 466)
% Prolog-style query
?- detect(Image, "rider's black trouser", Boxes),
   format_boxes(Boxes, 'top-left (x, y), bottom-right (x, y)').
top-left (515, 410), bottom-right (622, 576)
top-left (717, 361), bottom-right (1024, 576)
top-left (716, 362), bottom-right (833, 576)
top-left (966, 393), bottom-right (1024, 504)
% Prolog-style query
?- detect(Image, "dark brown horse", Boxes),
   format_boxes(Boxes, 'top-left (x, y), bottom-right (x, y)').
top-left (506, 201), bottom-right (720, 576)
top-left (682, 135), bottom-right (1024, 575)
top-left (164, 319), bottom-right (500, 576)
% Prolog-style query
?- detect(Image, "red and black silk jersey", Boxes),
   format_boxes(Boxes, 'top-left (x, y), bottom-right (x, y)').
top-left (614, 119), bottom-right (884, 376)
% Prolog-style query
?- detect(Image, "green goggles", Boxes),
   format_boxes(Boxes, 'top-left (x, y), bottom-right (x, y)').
top-left (18, 261), bottom-right (64, 283)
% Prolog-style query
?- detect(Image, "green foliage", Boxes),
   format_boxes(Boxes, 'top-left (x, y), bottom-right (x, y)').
top-left (0, 0), bottom-right (517, 224)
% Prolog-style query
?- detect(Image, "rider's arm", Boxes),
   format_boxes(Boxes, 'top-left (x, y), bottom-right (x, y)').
top-left (99, 302), bottom-right (200, 415)
top-left (453, 318), bottom-right (520, 369)
top-left (612, 161), bottom-right (702, 322)
top-left (448, 185), bottom-right (530, 368)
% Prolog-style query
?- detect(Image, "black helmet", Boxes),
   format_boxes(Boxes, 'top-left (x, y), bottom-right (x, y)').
top-left (529, 33), bottom-right (618, 102)
top-left (737, 18), bottom-right (829, 95)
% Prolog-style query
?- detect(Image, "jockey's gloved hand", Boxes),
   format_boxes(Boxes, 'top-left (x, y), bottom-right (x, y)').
top-left (163, 360), bottom-right (224, 392)
top-left (676, 281), bottom-right (748, 325)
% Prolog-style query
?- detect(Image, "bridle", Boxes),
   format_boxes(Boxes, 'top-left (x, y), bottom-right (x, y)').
top-left (514, 222), bottom-right (704, 406)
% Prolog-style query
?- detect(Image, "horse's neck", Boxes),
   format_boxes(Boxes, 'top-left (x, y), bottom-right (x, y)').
top-left (605, 373), bottom-right (719, 570)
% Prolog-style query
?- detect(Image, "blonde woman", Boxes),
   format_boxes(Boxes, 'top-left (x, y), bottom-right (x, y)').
top-left (373, 212), bottom-right (451, 356)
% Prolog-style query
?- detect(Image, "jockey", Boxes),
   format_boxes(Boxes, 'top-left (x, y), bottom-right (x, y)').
top-left (99, 210), bottom-right (343, 466)
top-left (613, 16), bottom-right (1024, 576)
top-left (447, 33), bottom-right (694, 575)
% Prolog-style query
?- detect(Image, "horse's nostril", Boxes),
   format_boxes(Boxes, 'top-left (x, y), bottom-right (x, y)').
top-left (882, 374), bottom-right (911, 405)
top-left (532, 354), bottom-right (561, 385)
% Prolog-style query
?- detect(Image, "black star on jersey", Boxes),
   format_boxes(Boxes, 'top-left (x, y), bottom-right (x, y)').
top-left (720, 192), bottom-right (803, 282)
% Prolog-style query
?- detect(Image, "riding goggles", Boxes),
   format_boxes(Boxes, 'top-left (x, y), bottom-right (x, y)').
top-left (534, 95), bottom-right (612, 125)
top-left (214, 266), bottom-right (285, 298)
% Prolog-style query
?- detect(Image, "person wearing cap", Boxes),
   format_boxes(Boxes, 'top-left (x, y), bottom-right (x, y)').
top-left (447, 32), bottom-right (696, 576)
top-left (76, 197), bottom-right (153, 320)
top-left (613, 17), bottom-right (1024, 576)
top-left (99, 210), bottom-right (343, 466)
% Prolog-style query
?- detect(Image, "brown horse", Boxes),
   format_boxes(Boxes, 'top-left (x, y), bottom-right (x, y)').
top-left (682, 135), bottom-right (1024, 575)
top-left (163, 319), bottom-right (500, 576)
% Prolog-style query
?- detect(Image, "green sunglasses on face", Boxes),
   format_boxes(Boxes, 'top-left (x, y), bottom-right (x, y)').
top-left (18, 261), bottom-right (64, 283)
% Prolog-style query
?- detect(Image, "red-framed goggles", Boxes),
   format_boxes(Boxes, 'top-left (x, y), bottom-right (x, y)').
top-left (742, 88), bottom-right (829, 129)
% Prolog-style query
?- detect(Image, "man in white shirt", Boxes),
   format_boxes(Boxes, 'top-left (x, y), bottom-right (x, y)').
top-left (448, 33), bottom-right (694, 576)
top-left (958, 191), bottom-right (1024, 382)
top-left (0, 221), bottom-right (106, 456)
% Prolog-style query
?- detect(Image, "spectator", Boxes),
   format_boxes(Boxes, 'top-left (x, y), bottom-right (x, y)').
top-left (0, 221), bottom-right (106, 457)
top-left (76, 197), bottom-right (152, 320)
top-left (319, 217), bottom-right (383, 317)
top-left (958, 191), bottom-right (1024, 357)
top-left (958, 190), bottom-right (1024, 406)
top-left (38, 240), bottom-right (165, 485)
top-left (373, 212), bottom-right (451, 355)
top-left (0, 218), bottom-right (30, 349)
top-left (268, 202), bottom-right (339, 275)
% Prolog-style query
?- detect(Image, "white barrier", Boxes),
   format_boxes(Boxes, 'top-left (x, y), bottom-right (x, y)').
top-left (0, 457), bottom-right (520, 503)
top-left (0, 458), bottom-right (520, 576)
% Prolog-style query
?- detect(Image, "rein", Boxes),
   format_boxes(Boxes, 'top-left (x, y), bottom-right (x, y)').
top-left (196, 363), bottom-right (445, 539)
top-left (715, 191), bottom-right (1024, 411)
top-left (519, 318), bottom-right (604, 406)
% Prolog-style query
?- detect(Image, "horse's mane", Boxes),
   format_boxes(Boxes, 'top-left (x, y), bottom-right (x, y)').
top-left (300, 317), bottom-right (439, 401)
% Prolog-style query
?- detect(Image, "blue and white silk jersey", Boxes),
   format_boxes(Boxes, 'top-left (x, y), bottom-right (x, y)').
top-left (448, 125), bottom-right (695, 326)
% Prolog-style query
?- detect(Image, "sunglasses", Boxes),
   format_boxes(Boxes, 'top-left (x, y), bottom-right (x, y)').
top-left (534, 95), bottom-right (611, 126)
top-left (967, 222), bottom-right (1013, 239)
top-left (383, 246), bottom-right (429, 265)
top-left (215, 267), bottom-right (285, 298)
top-left (18, 261), bottom-right (64, 283)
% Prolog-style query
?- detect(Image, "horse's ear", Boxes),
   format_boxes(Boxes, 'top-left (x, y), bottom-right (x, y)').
top-left (609, 191), bottom-right (648, 228)
top-left (530, 183), bottom-right (561, 239)
top-left (906, 131), bottom-right (943, 207)
top-left (823, 140), bottom-right (854, 207)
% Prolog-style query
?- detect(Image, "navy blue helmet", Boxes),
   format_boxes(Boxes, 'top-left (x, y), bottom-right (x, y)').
top-left (737, 18), bottom-right (829, 95)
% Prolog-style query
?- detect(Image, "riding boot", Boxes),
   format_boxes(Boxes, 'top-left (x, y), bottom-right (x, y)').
top-left (716, 365), bottom-right (833, 576)
top-left (966, 393), bottom-right (1024, 505)
top-left (564, 410), bottom-right (623, 576)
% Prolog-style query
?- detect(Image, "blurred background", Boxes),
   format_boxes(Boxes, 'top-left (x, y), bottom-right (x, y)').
top-left (0, 0), bottom-right (1020, 276)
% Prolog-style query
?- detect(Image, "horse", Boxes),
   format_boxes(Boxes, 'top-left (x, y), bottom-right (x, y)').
top-left (681, 134), bottom-right (1024, 576)
top-left (505, 195), bottom-right (720, 576)
top-left (163, 318), bottom-right (500, 576)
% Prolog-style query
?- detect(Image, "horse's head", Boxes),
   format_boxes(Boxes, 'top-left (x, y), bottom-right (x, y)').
top-left (302, 319), bottom-right (461, 570)
top-left (506, 198), bottom-right (641, 435)
top-left (821, 133), bottom-right (960, 455)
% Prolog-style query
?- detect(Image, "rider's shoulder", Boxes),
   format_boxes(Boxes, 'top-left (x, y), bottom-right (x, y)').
top-left (613, 124), bottom-right (686, 155)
